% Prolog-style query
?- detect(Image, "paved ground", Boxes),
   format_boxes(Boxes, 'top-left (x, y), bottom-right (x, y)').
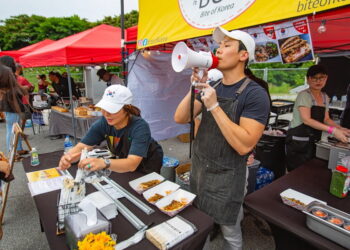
top-left (0, 120), bottom-right (276, 250)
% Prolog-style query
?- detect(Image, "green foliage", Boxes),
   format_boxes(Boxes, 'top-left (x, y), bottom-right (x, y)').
top-left (22, 66), bottom-right (84, 92)
top-left (94, 10), bottom-right (138, 28)
top-left (0, 11), bottom-right (138, 51)
top-left (250, 61), bottom-right (315, 94)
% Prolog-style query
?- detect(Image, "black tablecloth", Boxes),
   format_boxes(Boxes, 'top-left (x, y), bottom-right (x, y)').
top-left (244, 158), bottom-right (350, 250)
top-left (49, 109), bottom-right (100, 139)
top-left (22, 151), bottom-right (214, 250)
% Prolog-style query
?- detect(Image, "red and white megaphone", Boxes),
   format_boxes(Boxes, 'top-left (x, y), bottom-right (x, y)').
top-left (171, 42), bottom-right (219, 72)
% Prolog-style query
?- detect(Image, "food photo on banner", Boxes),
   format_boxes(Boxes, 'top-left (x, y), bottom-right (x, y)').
top-left (276, 17), bottom-right (314, 64)
top-left (180, 16), bottom-right (315, 65)
top-left (246, 26), bottom-right (281, 63)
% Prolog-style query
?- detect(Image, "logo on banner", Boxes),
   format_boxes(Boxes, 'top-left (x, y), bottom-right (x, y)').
top-left (178, 0), bottom-right (256, 29)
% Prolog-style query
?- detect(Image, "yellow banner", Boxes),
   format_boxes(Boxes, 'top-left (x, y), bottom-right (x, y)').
top-left (138, 0), bottom-right (350, 48)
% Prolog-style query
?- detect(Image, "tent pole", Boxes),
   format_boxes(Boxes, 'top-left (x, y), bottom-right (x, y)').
top-left (66, 65), bottom-right (77, 145)
top-left (120, 0), bottom-right (128, 86)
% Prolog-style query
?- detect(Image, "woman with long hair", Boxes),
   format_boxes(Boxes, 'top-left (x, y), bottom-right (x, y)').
top-left (0, 61), bottom-right (26, 155)
top-left (58, 85), bottom-right (163, 174)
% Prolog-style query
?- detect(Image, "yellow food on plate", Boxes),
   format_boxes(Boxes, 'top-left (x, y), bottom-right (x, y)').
top-left (162, 199), bottom-right (187, 212)
top-left (147, 193), bottom-right (164, 203)
top-left (138, 179), bottom-right (161, 190)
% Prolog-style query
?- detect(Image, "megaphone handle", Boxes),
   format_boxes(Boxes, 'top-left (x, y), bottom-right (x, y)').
top-left (189, 85), bottom-right (195, 159)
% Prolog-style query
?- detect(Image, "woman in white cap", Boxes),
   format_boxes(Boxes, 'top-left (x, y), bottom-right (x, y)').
top-left (58, 85), bottom-right (163, 173)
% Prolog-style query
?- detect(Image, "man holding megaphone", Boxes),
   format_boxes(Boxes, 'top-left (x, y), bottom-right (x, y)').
top-left (174, 27), bottom-right (270, 250)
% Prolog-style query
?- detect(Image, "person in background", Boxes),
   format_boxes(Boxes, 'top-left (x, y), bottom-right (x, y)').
top-left (62, 72), bottom-right (81, 98)
top-left (96, 68), bottom-right (124, 87)
top-left (37, 74), bottom-right (49, 96)
top-left (341, 83), bottom-right (350, 129)
top-left (286, 65), bottom-right (350, 171)
top-left (174, 27), bottom-right (270, 250)
top-left (58, 85), bottom-right (163, 174)
top-left (0, 62), bottom-right (26, 157)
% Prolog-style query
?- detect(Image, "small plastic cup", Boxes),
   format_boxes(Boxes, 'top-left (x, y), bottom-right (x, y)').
top-left (311, 208), bottom-right (328, 219)
top-left (343, 222), bottom-right (350, 231)
top-left (327, 216), bottom-right (344, 226)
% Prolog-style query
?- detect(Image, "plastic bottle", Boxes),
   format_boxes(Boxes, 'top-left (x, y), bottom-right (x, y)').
top-left (329, 165), bottom-right (349, 198)
top-left (31, 148), bottom-right (40, 166)
top-left (64, 135), bottom-right (73, 153)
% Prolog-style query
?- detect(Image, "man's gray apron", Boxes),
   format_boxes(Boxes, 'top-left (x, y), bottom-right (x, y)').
top-left (191, 78), bottom-right (251, 225)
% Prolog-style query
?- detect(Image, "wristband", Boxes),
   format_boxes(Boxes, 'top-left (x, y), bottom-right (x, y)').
top-left (207, 102), bottom-right (219, 112)
top-left (332, 128), bottom-right (336, 136)
top-left (327, 126), bottom-right (335, 135)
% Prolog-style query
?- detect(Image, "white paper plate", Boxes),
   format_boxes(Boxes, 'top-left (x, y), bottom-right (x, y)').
top-left (143, 180), bottom-right (180, 204)
top-left (155, 189), bottom-right (196, 216)
top-left (280, 188), bottom-right (326, 211)
top-left (129, 172), bottom-right (165, 194)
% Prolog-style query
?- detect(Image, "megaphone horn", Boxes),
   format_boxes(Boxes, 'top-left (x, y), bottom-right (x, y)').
top-left (171, 42), bottom-right (219, 72)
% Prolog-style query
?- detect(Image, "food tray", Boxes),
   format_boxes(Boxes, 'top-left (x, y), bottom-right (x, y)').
top-left (280, 188), bottom-right (326, 211)
top-left (303, 201), bottom-right (350, 249)
top-left (155, 189), bottom-right (196, 217)
top-left (129, 172), bottom-right (165, 194)
top-left (271, 99), bottom-right (294, 115)
top-left (143, 180), bottom-right (180, 204)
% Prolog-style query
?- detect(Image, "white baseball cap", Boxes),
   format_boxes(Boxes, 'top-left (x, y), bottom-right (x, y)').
top-left (95, 85), bottom-right (133, 113)
top-left (212, 27), bottom-right (255, 62)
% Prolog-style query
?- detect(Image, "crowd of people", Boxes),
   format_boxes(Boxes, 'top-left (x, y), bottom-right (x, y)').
top-left (0, 25), bottom-right (349, 249)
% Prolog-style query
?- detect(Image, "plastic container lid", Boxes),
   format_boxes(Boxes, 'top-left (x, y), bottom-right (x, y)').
top-left (335, 165), bottom-right (349, 173)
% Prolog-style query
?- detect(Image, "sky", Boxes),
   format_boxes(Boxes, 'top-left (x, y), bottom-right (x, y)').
top-left (0, 0), bottom-right (139, 22)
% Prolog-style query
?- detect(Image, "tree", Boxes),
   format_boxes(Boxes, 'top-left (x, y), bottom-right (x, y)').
top-left (0, 15), bottom-right (46, 50)
top-left (35, 15), bottom-right (92, 41)
top-left (0, 15), bottom-right (92, 50)
top-left (95, 10), bottom-right (138, 28)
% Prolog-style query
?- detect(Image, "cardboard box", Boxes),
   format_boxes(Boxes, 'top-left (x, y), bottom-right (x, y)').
top-left (177, 133), bottom-right (190, 143)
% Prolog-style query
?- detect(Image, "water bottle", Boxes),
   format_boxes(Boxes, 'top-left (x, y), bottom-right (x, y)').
top-left (31, 147), bottom-right (40, 166)
top-left (64, 135), bottom-right (73, 153)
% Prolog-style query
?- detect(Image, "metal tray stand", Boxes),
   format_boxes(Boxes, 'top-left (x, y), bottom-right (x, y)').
top-left (303, 201), bottom-right (350, 249)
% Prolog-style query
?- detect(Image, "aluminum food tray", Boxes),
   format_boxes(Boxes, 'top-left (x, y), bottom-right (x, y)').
top-left (271, 99), bottom-right (294, 115)
top-left (303, 201), bottom-right (350, 249)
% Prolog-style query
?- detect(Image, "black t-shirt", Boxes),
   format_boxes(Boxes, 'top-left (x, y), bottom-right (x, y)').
top-left (197, 78), bottom-right (270, 125)
top-left (81, 116), bottom-right (154, 158)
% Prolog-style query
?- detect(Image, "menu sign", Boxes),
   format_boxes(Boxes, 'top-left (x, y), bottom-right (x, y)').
top-left (186, 17), bottom-right (314, 64)
top-left (247, 17), bottom-right (314, 64)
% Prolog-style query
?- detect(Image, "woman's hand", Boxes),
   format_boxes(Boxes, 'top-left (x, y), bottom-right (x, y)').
top-left (0, 161), bottom-right (10, 178)
top-left (78, 158), bottom-right (106, 171)
top-left (339, 127), bottom-right (350, 136)
top-left (334, 128), bottom-right (349, 143)
top-left (58, 152), bottom-right (80, 170)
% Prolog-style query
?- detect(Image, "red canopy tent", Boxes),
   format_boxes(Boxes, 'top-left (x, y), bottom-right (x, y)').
top-left (20, 24), bottom-right (122, 67)
top-left (308, 6), bottom-right (350, 54)
top-left (0, 39), bottom-right (54, 62)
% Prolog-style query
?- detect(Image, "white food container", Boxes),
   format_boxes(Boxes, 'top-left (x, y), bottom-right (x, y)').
top-left (143, 180), bottom-right (180, 204)
top-left (280, 188), bottom-right (326, 211)
top-left (129, 172), bottom-right (165, 194)
top-left (155, 189), bottom-right (196, 217)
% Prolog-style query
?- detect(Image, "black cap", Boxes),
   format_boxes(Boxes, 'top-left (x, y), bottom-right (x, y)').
top-left (97, 68), bottom-right (108, 81)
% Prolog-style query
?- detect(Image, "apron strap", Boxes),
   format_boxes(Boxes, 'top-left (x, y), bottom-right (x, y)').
top-left (235, 77), bottom-right (251, 97)
top-left (212, 79), bottom-right (222, 89)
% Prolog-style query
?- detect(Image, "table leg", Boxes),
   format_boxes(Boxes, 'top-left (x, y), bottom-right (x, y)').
top-left (40, 218), bottom-right (44, 233)
top-left (268, 223), bottom-right (318, 250)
